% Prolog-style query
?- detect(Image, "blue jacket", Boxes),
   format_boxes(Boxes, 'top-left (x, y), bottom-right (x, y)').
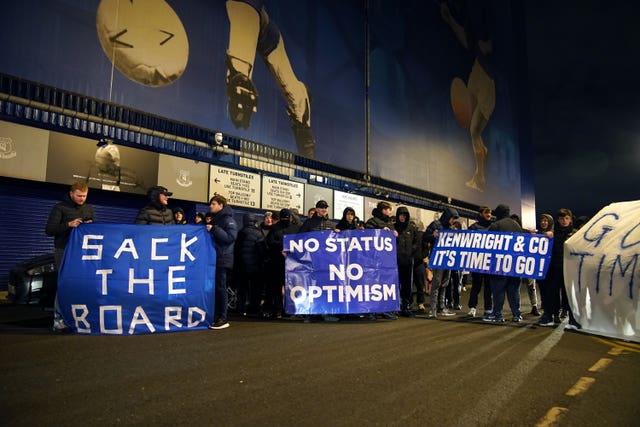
top-left (209, 205), bottom-right (238, 270)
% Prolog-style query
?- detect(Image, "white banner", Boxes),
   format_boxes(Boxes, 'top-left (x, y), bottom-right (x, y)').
top-left (564, 201), bottom-right (640, 342)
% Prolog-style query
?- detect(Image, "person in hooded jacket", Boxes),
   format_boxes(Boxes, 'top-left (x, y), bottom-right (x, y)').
top-left (394, 207), bottom-right (420, 317)
top-left (511, 213), bottom-right (541, 317)
top-left (467, 206), bottom-right (493, 318)
top-left (173, 207), bottom-right (188, 224)
top-left (263, 208), bottom-right (300, 319)
top-left (365, 201), bottom-right (399, 320)
top-left (135, 186), bottom-right (175, 225)
top-left (411, 219), bottom-right (429, 314)
top-left (206, 194), bottom-right (238, 330)
top-left (486, 204), bottom-right (523, 323)
top-left (537, 209), bottom-right (579, 328)
top-left (424, 207), bottom-right (460, 318)
top-left (234, 213), bottom-right (267, 316)
top-left (335, 207), bottom-right (359, 231)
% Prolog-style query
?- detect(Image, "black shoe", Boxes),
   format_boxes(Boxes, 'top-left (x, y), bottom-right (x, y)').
top-left (381, 312), bottom-right (398, 320)
top-left (530, 307), bottom-right (541, 316)
top-left (208, 319), bottom-right (230, 330)
top-left (401, 308), bottom-right (415, 318)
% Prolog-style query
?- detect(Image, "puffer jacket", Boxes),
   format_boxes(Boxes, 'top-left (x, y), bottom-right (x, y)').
top-left (209, 205), bottom-right (238, 270)
top-left (394, 207), bottom-right (419, 266)
top-left (235, 214), bottom-right (266, 274)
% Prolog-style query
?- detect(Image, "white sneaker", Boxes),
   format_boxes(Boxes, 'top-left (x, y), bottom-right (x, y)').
top-left (468, 307), bottom-right (477, 317)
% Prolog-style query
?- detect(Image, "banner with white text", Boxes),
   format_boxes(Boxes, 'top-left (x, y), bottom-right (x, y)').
top-left (58, 224), bottom-right (216, 335)
top-left (284, 229), bottom-right (400, 315)
top-left (428, 230), bottom-right (553, 279)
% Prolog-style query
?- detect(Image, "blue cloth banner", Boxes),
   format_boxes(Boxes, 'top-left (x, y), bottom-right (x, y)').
top-left (58, 224), bottom-right (216, 335)
top-left (284, 229), bottom-right (400, 315)
top-left (428, 230), bottom-right (552, 279)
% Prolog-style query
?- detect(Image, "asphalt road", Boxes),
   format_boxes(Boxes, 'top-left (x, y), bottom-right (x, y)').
top-left (1, 294), bottom-right (638, 427)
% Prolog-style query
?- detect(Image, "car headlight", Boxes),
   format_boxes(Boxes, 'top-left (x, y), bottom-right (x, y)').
top-left (26, 263), bottom-right (56, 276)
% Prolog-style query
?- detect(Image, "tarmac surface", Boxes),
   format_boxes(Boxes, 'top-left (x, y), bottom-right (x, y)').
top-left (1, 291), bottom-right (639, 427)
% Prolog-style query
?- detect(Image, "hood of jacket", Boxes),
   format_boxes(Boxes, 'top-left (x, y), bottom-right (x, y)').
top-left (439, 207), bottom-right (459, 228)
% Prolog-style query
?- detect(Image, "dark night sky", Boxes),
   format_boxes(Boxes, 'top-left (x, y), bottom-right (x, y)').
top-left (524, 1), bottom-right (640, 219)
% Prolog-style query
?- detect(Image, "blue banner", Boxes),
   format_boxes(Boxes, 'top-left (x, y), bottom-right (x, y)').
top-left (428, 230), bottom-right (552, 279)
top-left (284, 229), bottom-right (400, 315)
top-left (58, 224), bottom-right (216, 335)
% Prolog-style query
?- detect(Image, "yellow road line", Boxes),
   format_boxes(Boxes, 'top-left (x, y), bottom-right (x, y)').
top-left (593, 337), bottom-right (640, 354)
top-left (588, 358), bottom-right (612, 372)
top-left (535, 407), bottom-right (568, 427)
top-left (566, 377), bottom-right (596, 397)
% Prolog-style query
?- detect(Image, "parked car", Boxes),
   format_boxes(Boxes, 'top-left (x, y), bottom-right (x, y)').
top-left (7, 253), bottom-right (57, 307)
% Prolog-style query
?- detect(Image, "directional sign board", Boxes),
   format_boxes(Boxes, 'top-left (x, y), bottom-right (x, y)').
top-left (261, 176), bottom-right (304, 212)
top-left (209, 165), bottom-right (261, 208)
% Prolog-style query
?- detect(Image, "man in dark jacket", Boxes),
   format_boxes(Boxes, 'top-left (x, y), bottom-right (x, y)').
top-left (364, 201), bottom-right (398, 320)
top-left (467, 206), bottom-right (493, 318)
top-left (135, 186), bottom-right (175, 225)
top-left (207, 194), bottom-right (238, 330)
top-left (234, 213), bottom-right (267, 316)
top-left (394, 207), bottom-right (419, 317)
top-left (486, 204), bottom-right (523, 323)
top-left (299, 200), bottom-right (334, 232)
top-left (263, 208), bottom-right (300, 319)
top-left (45, 181), bottom-right (96, 332)
top-left (424, 207), bottom-right (459, 318)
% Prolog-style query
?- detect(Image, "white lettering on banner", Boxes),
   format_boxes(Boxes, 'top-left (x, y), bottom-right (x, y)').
top-left (96, 269), bottom-right (113, 295)
top-left (288, 235), bottom-right (394, 253)
top-left (439, 231), bottom-right (515, 251)
top-left (289, 284), bottom-right (397, 304)
top-left (71, 304), bottom-right (208, 334)
top-left (129, 306), bottom-right (155, 334)
top-left (168, 266), bottom-right (186, 294)
top-left (129, 268), bottom-right (154, 295)
top-left (79, 234), bottom-right (199, 261)
top-left (151, 238), bottom-right (169, 260)
top-left (71, 304), bottom-right (91, 333)
top-left (115, 238), bottom-right (139, 259)
top-left (95, 266), bottom-right (190, 296)
top-left (81, 234), bottom-right (104, 260)
top-left (181, 233), bottom-right (197, 262)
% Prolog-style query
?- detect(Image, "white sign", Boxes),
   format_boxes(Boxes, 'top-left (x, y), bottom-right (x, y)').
top-left (209, 166), bottom-right (260, 208)
top-left (333, 190), bottom-right (364, 221)
top-left (261, 176), bottom-right (304, 212)
top-left (564, 200), bottom-right (640, 342)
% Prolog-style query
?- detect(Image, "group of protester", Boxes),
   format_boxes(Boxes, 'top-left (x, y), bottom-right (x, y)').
top-left (45, 181), bottom-right (583, 332)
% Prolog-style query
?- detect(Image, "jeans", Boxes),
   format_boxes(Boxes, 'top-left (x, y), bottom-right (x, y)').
top-left (490, 275), bottom-right (521, 319)
top-left (468, 272), bottom-right (492, 312)
top-left (215, 267), bottom-right (230, 321)
top-left (430, 268), bottom-right (451, 313)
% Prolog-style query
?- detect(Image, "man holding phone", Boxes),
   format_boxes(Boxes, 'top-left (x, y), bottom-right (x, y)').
top-left (45, 181), bottom-right (96, 332)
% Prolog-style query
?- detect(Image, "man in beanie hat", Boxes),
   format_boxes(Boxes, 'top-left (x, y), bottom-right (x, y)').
top-left (299, 200), bottom-right (334, 233)
top-left (135, 186), bottom-right (175, 225)
top-left (364, 201), bottom-right (399, 320)
top-left (486, 204), bottom-right (523, 323)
